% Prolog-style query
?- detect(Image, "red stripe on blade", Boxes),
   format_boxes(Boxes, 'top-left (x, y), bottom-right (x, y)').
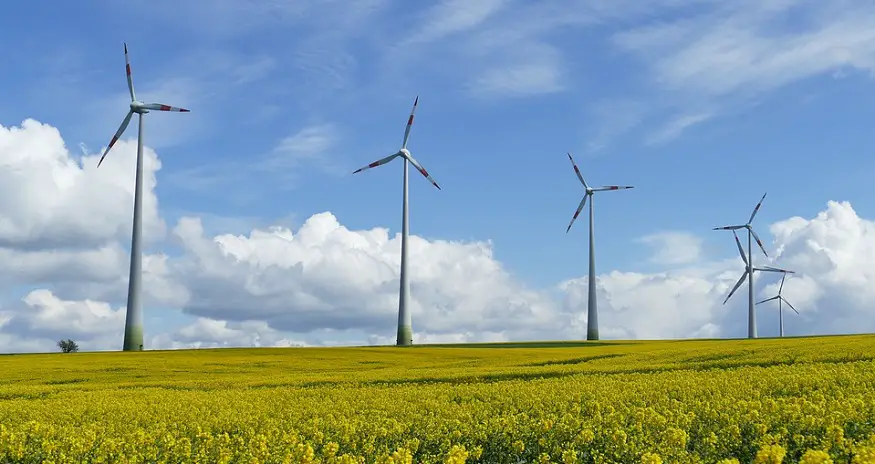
top-left (126, 64), bottom-right (131, 75)
top-left (407, 115), bottom-right (414, 125)
top-left (160, 105), bottom-right (171, 111)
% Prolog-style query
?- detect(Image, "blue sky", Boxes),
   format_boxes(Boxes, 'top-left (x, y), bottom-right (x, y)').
top-left (2, 0), bottom-right (875, 350)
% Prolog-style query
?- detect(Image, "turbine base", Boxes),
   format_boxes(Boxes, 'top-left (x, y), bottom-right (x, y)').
top-left (586, 328), bottom-right (599, 341)
top-left (396, 325), bottom-right (413, 346)
top-left (122, 326), bottom-right (144, 351)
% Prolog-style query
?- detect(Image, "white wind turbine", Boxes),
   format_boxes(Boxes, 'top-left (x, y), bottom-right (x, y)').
top-left (352, 96), bottom-right (440, 346)
top-left (565, 153), bottom-right (633, 341)
top-left (96, 43), bottom-right (190, 351)
top-left (756, 270), bottom-right (798, 337)
top-left (713, 193), bottom-right (771, 339)
top-left (721, 228), bottom-right (791, 338)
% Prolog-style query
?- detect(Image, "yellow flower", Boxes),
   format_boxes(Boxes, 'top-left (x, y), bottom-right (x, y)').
top-left (445, 445), bottom-right (469, 464)
top-left (754, 444), bottom-right (786, 464)
top-left (799, 449), bottom-right (833, 464)
top-left (513, 440), bottom-right (526, 453)
top-left (852, 447), bottom-right (875, 464)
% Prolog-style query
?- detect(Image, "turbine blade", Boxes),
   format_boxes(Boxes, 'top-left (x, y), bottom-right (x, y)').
top-left (754, 266), bottom-right (789, 273)
top-left (567, 153), bottom-right (588, 189)
top-left (566, 195), bottom-right (588, 233)
top-left (124, 43), bottom-right (136, 101)
top-left (783, 298), bottom-right (799, 314)
top-left (748, 192), bottom-right (767, 224)
top-left (353, 153), bottom-right (400, 174)
top-left (749, 227), bottom-right (768, 258)
top-left (592, 185), bottom-right (634, 191)
top-left (756, 296), bottom-right (779, 305)
top-left (779, 274), bottom-right (786, 294)
top-left (757, 265), bottom-right (792, 273)
top-left (142, 103), bottom-right (190, 112)
top-left (713, 225), bottom-right (745, 231)
top-left (404, 153), bottom-right (441, 190)
top-left (733, 231), bottom-right (748, 266)
top-left (97, 110), bottom-right (134, 168)
top-left (723, 271), bottom-right (748, 305)
top-left (401, 96), bottom-right (418, 149)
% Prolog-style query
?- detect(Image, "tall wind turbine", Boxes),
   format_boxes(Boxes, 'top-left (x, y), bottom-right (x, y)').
top-left (565, 153), bottom-right (633, 341)
top-left (713, 193), bottom-right (770, 339)
top-left (720, 227), bottom-right (790, 338)
top-left (97, 43), bottom-right (190, 351)
top-left (756, 270), bottom-right (798, 337)
top-left (352, 96), bottom-right (440, 346)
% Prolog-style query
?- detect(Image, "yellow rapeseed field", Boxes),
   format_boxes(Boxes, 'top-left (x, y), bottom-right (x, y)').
top-left (2, 335), bottom-right (875, 463)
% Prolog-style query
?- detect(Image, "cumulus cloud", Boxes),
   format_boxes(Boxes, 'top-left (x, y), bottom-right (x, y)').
top-left (768, 201), bottom-right (875, 334)
top-left (149, 318), bottom-right (309, 350)
top-left (560, 270), bottom-right (729, 340)
top-left (167, 212), bottom-right (559, 340)
top-left (0, 119), bottom-right (165, 250)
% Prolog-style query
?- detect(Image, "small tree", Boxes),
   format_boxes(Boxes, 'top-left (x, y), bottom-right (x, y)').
top-left (57, 339), bottom-right (79, 353)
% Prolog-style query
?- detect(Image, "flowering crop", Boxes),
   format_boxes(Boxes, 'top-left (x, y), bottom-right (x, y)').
top-left (2, 335), bottom-right (875, 463)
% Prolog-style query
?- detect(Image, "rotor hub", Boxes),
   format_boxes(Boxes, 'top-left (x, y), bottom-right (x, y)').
top-left (130, 101), bottom-right (149, 114)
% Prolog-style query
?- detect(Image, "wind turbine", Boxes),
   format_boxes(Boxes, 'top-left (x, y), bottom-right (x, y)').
top-left (352, 96), bottom-right (440, 346)
top-left (97, 43), bottom-right (190, 351)
top-left (756, 270), bottom-right (798, 337)
top-left (564, 153), bottom-right (633, 341)
top-left (720, 226), bottom-right (790, 338)
top-left (713, 193), bottom-right (770, 339)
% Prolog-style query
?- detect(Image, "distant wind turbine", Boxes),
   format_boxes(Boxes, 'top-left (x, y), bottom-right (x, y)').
top-left (565, 153), bottom-right (633, 341)
top-left (97, 43), bottom-right (190, 351)
top-left (756, 271), bottom-right (798, 337)
top-left (720, 226), bottom-right (790, 338)
top-left (352, 96), bottom-right (440, 346)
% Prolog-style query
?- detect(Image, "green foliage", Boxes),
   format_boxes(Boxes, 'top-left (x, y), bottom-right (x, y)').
top-left (56, 339), bottom-right (78, 353)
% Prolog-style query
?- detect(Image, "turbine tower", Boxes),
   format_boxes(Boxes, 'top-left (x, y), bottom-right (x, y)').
top-left (720, 227), bottom-right (790, 338)
top-left (756, 270), bottom-right (798, 337)
top-left (564, 153), bottom-right (633, 341)
top-left (352, 96), bottom-right (441, 346)
top-left (97, 43), bottom-right (190, 351)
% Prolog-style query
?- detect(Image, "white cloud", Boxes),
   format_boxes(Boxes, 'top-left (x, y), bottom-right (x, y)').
top-left (560, 270), bottom-right (728, 340)
top-left (167, 123), bottom-right (341, 195)
top-left (166, 212), bottom-right (559, 339)
top-left (0, 119), bottom-right (164, 249)
top-left (645, 111), bottom-right (714, 145)
top-left (469, 59), bottom-right (564, 98)
top-left (409, 0), bottom-right (509, 45)
top-left (638, 231), bottom-right (704, 266)
top-left (383, 2), bottom-right (594, 98)
top-left (260, 124), bottom-right (338, 172)
top-left (149, 318), bottom-right (309, 350)
top-left (0, 290), bottom-right (125, 347)
top-left (598, 0), bottom-right (875, 144)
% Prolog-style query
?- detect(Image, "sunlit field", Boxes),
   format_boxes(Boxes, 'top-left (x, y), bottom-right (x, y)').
top-left (2, 335), bottom-right (875, 463)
